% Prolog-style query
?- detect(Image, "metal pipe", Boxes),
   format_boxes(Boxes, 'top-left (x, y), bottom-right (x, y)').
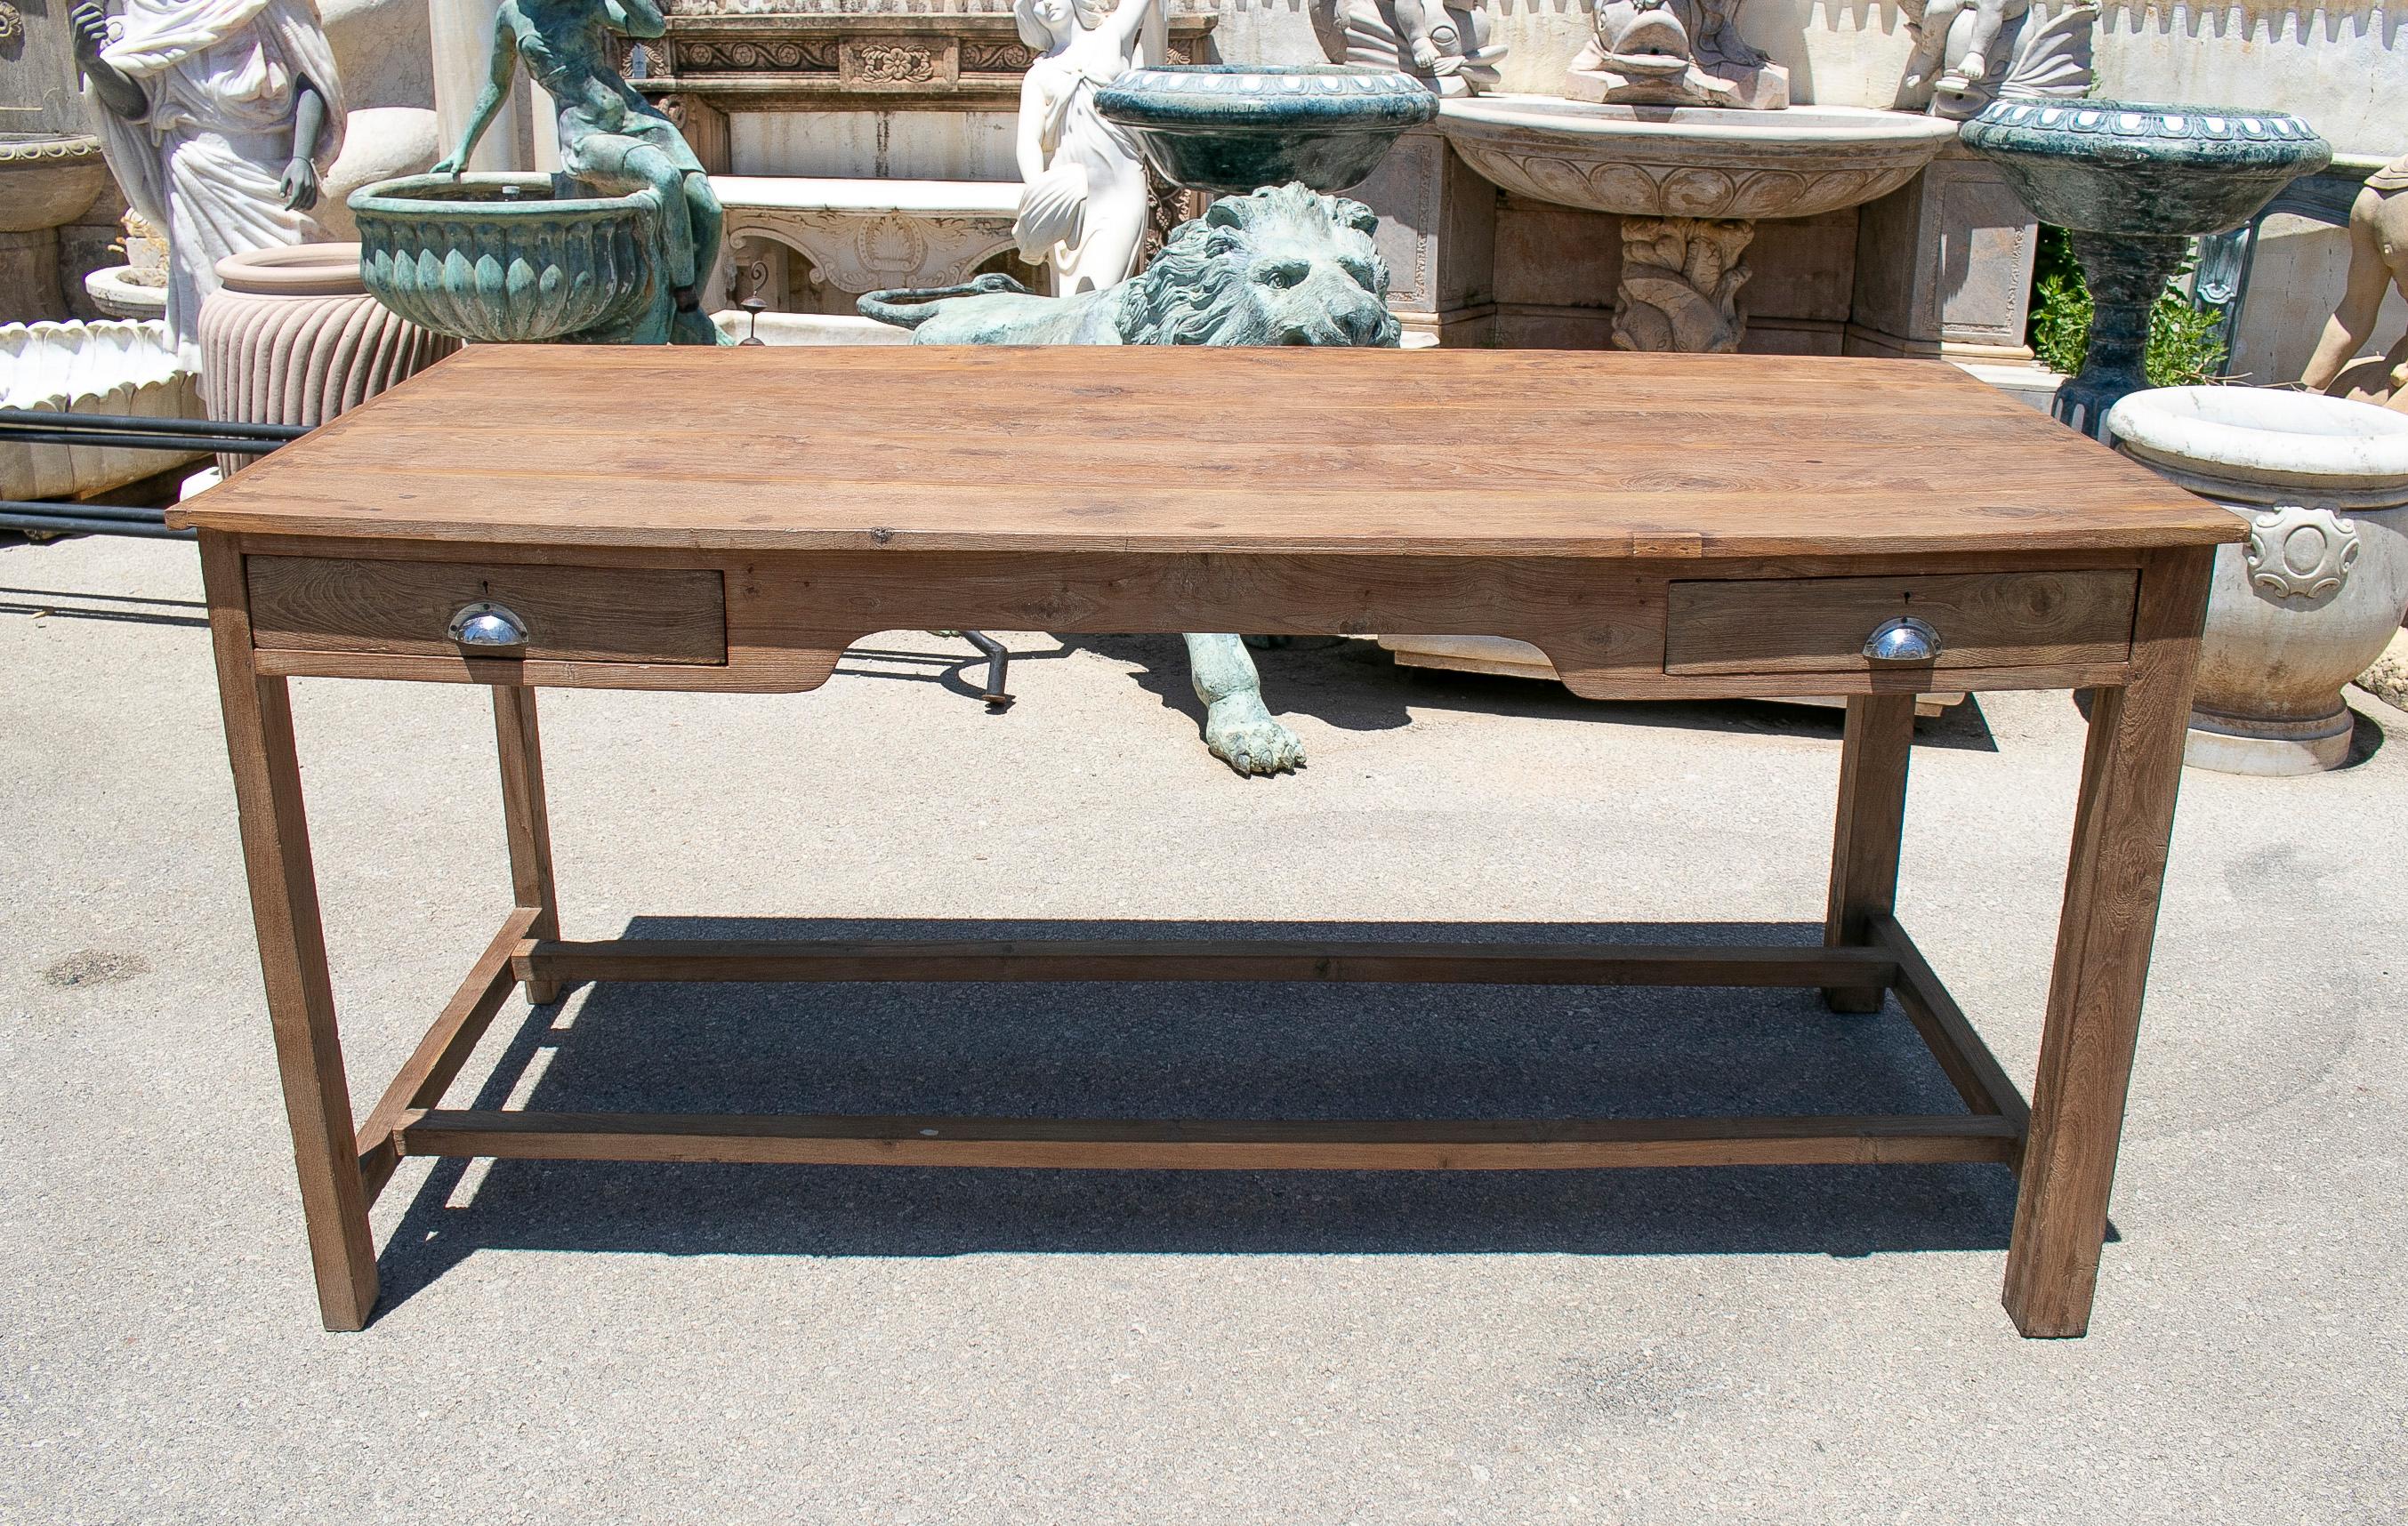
top-left (0, 426), bottom-right (282, 454)
top-left (0, 511), bottom-right (193, 541)
top-left (959, 629), bottom-right (1013, 710)
top-left (0, 407), bottom-right (307, 441)
top-left (0, 498), bottom-right (173, 525)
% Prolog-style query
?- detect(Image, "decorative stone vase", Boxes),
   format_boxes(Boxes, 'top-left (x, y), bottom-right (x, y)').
top-left (199, 243), bottom-right (455, 473)
top-left (2106, 386), bottom-right (2408, 775)
top-left (1961, 101), bottom-right (2329, 438)
top-left (1095, 66), bottom-right (1438, 196)
top-left (350, 173), bottom-right (664, 343)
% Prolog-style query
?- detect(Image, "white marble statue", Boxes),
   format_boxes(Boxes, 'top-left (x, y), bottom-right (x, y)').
top-left (74, 0), bottom-right (347, 364)
top-left (1011, 0), bottom-right (1158, 295)
top-left (1309, 0), bottom-right (1504, 96)
top-left (1893, 0), bottom-right (2096, 119)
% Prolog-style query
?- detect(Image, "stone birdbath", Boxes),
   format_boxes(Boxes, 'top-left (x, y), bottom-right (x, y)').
top-left (1436, 99), bottom-right (1960, 352)
top-left (1096, 64), bottom-right (1438, 197)
top-left (350, 173), bottom-right (671, 344)
top-left (1961, 100), bottom-right (2331, 438)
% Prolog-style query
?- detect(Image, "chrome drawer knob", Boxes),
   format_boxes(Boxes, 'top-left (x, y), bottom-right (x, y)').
top-left (448, 601), bottom-right (528, 651)
top-left (1863, 615), bottom-right (1941, 665)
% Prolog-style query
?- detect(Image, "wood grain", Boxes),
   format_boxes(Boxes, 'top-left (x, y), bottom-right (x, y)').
top-left (170, 348), bottom-right (2239, 558)
top-left (199, 534), bottom-right (379, 1331)
top-left (515, 936), bottom-right (1901, 989)
top-left (2002, 546), bottom-right (2214, 1338)
top-left (246, 555), bottom-right (727, 664)
top-left (355, 906), bottom-right (539, 1204)
top-left (1822, 693), bottom-right (1916, 1013)
top-left (1872, 913), bottom-right (2032, 1134)
top-left (1665, 570), bottom-right (2138, 675)
top-left (493, 687), bottom-right (560, 1004)
top-left (393, 1108), bottom-right (2023, 1170)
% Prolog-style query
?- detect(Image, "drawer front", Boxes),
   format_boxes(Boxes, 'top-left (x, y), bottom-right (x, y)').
top-left (1663, 570), bottom-right (2137, 676)
top-left (246, 556), bottom-right (727, 665)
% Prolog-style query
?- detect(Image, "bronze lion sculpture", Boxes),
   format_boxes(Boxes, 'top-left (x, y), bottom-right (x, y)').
top-left (859, 183), bottom-right (1401, 775)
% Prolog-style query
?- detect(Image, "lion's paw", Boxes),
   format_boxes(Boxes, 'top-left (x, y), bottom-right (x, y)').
top-left (1204, 694), bottom-right (1305, 776)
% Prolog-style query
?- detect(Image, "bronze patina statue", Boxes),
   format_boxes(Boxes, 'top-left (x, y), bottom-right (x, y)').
top-left (438, 0), bottom-right (724, 345)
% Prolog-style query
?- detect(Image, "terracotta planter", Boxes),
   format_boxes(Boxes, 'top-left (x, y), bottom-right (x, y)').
top-left (2107, 386), bottom-right (2408, 774)
top-left (198, 242), bottom-right (455, 471)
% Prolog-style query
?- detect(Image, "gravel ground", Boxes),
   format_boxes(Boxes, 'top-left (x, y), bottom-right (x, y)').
top-left (3, 533), bottom-right (2402, 1524)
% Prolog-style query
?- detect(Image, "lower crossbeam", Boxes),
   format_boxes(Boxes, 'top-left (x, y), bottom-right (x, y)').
top-left (393, 1109), bottom-right (2021, 1170)
top-left (514, 936), bottom-right (1901, 990)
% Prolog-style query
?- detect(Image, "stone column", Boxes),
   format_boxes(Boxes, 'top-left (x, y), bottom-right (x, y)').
top-left (430, 0), bottom-right (536, 171)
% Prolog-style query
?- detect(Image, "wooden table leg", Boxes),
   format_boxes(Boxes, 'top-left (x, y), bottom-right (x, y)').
top-left (2003, 548), bottom-right (2213, 1337)
top-left (201, 537), bottom-right (379, 1331)
top-left (1823, 692), bottom-right (1916, 1013)
top-left (493, 685), bottom-right (560, 1004)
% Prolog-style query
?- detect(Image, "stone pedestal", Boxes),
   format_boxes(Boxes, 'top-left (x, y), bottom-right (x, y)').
top-left (198, 244), bottom-right (457, 472)
top-left (1845, 147), bottom-right (2040, 364)
top-left (1344, 126), bottom-right (1496, 346)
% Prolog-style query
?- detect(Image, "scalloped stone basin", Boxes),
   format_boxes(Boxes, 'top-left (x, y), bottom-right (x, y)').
top-left (1434, 99), bottom-right (1958, 350)
top-left (1097, 65), bottom-right (1438, 196)
top-left (350, 173), bottom-right (661, 343)
top-left (1436, 98), bottom-right (1959, 221)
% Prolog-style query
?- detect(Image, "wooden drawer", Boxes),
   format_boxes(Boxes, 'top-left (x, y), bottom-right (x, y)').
top-left (246, 556), bottom-right (727, 665)
top-left (1663, 570), bottom-right (2137, 676)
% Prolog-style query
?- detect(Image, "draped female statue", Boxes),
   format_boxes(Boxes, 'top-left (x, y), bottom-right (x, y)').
top-left (75, 0), bottom-right (347, 362)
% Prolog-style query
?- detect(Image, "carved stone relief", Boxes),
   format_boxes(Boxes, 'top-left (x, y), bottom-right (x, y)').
top-left (727, 208), bottom-right (1019, 294)
top-left (2245, 504), bottom-right (2362, 601)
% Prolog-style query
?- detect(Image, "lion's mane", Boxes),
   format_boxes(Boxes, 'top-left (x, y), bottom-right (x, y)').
top-left (1114, 183), bottom-right (1399, 347)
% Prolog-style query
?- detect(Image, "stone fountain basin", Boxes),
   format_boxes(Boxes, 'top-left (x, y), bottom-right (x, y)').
top-left (1436, 98), bottom-right (1960, 221)
top-left (1097, 66), bottom-right (1438, 196)
top-left (1961, 100), bottom-right (2331, 237)
top-left (350, 173), bottom-right (661, 343)
top-left (0, 135), bottom-right (109, 234)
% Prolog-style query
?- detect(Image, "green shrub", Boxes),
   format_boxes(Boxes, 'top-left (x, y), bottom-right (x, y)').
top-left (2025, 224), bottom-right (2229, 387)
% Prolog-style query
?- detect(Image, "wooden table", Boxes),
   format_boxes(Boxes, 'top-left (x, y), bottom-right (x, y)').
top-left (173, 345), bottom-right (2238, 1337)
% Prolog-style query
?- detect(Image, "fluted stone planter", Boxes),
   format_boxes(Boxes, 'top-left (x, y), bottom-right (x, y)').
top-left (350, 173), bottom-right (665, 343)
top-left (2107, 387), bottom-right (2408, 774)
top-left (199, 243), bottom-right (456, 473)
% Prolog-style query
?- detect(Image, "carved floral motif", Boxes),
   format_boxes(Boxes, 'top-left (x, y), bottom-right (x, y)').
top-left (681, 38), bottom-right (838, 70)
top-left (847, 39), bottom-right (939, 82)
top-left (0, 3), bottom-right (23, 44)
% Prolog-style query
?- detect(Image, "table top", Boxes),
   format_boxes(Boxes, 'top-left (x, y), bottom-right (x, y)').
top-left (173, 345), bottom-right (2238, 558)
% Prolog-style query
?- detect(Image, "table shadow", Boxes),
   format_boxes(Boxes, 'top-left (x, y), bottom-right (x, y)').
top-left (372, 917), bottom-right (2052, 1315)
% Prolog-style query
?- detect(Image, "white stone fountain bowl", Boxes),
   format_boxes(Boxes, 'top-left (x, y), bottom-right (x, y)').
top-left (0, 319), bottom-right (203, 502)
top-left (2107, 386), bottom-right (2408, 504)
top-left (1435, 98), bottom-right (1961, 221)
